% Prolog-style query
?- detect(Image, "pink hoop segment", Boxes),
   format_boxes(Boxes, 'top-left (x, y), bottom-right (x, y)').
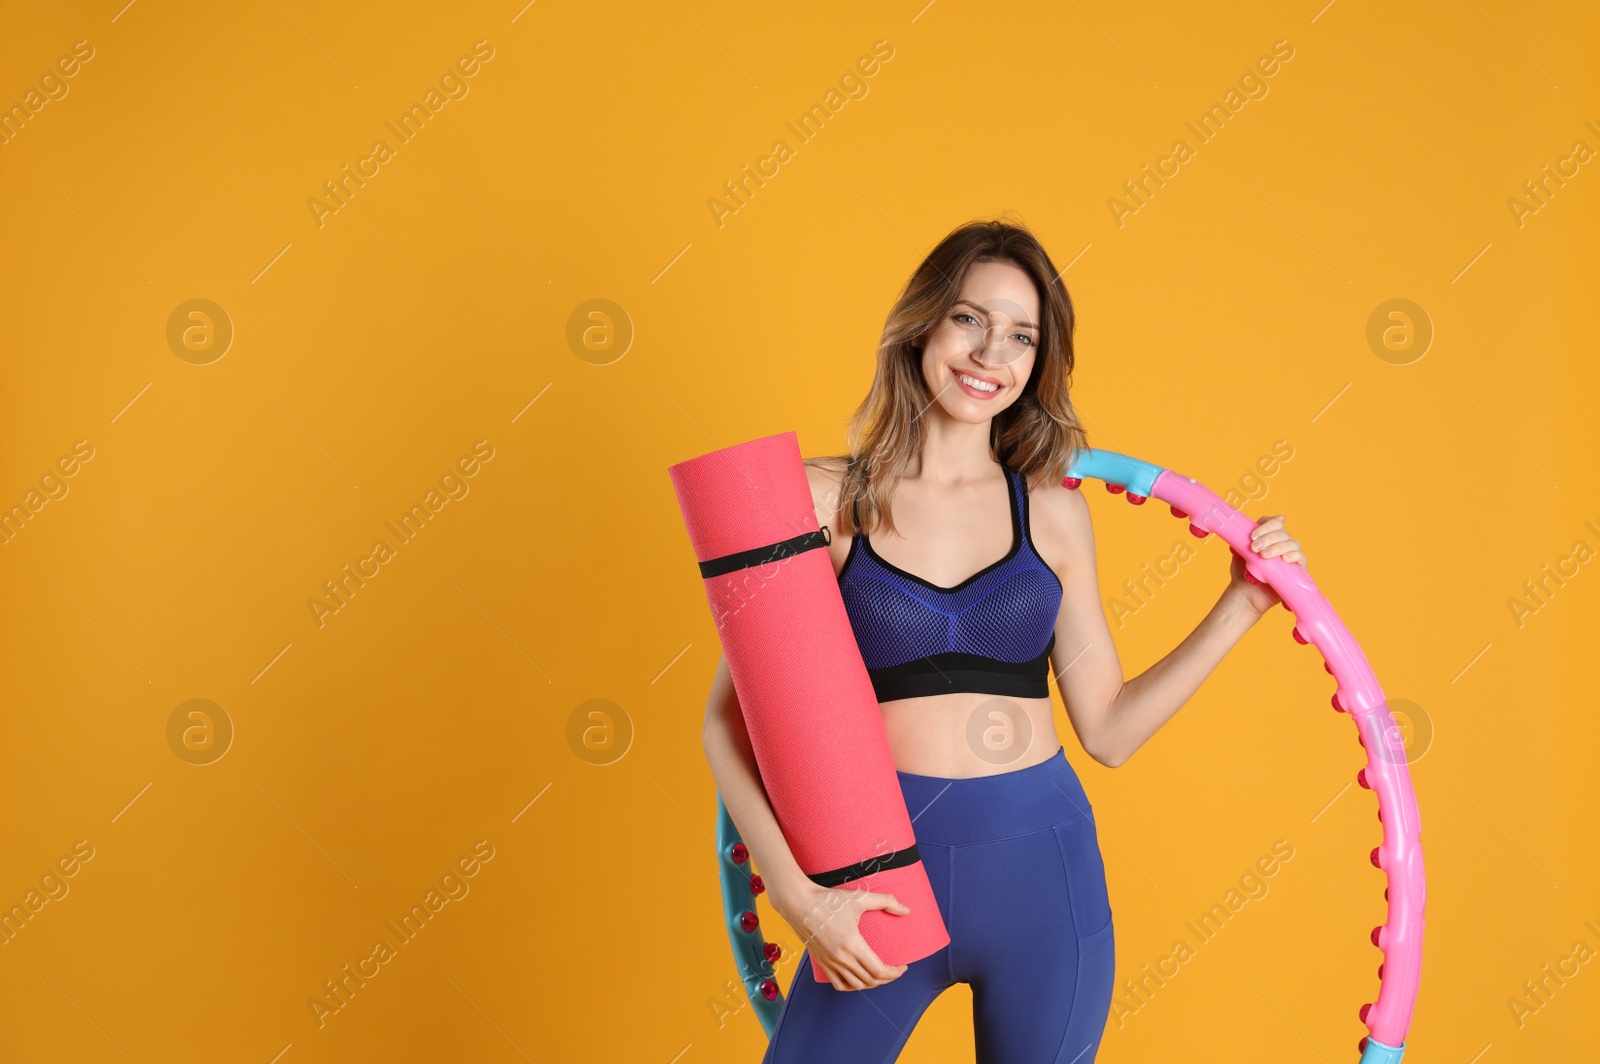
top-left (1060, 448), bottom-right (1425, 1061)
top-left (1148, 468), bottom-right (1423, 1051)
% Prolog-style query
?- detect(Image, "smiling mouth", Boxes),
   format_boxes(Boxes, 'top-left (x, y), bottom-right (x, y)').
top-left (952, 368), bottom-right (1002, 398)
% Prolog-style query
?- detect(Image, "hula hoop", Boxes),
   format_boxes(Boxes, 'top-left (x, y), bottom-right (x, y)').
top-left (715, 447), bottom-right (1425, 1060)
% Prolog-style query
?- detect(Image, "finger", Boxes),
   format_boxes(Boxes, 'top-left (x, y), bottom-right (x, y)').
top-left (820, 948), bottom-right (870, 990)
top-left (1250, 530), bottom-right (1282, 553)
top-left (848, 948), bottom-right (891, 988)
top-left (863, 892), bottom-right (911, 915)
top-left (871, 959), bottom-right (910, 984)
top-left (1266, 532), bottom-right (1302, 555)
top-left (851, 953), bottom-right (902, 985)
top-left (832, 954), bottom-right (872, 990)
top-left (815, 955), bottom-right (846, 990)
top-left (852, 940), bottom-right (905, 984)
top-left (849, 947), bottom-right (904, 987)
top-left (847, 946), bottom-right (896, 988)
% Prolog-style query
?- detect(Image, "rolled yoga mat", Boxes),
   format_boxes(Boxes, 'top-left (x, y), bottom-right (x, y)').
top-left (669, 430), bottom-right (951, 981)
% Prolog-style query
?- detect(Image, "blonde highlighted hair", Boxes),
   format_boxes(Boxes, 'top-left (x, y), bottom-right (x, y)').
top-left (810, 216), bottom-right (1089, 538)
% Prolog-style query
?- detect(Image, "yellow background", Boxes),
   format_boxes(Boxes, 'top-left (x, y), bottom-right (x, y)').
top-left (2, 0), bottom-right (1596, 1060)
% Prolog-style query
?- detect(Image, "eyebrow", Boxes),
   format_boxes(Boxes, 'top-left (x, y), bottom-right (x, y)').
top-left (953, 299), bottom-right (1038, 331)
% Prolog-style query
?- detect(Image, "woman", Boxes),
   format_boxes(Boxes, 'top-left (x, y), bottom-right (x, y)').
top-left (701, 219), bottom-right (1307, 1063)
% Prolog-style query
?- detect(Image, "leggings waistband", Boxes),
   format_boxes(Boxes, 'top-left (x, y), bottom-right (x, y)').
top-left (895, 746), bottom-right (1094, 846)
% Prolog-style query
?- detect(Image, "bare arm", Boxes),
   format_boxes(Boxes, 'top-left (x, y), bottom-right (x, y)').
top-left (1099, 514), bottom-right (1306, 766)
top-left (1097, 588), bottom-right (1262, 767)
top-left (702, 652), bottom-right (912, 990)
top-left (1039, 482), bottom-right (1264, 768)
top-left (700, 653), bottom-right (812, 901)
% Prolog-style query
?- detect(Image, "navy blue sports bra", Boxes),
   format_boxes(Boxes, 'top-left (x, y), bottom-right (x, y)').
top-left (837, 465), bottom-right (1063, 703)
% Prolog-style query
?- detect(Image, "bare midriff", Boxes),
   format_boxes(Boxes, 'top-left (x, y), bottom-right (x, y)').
top-left (878, 690), bottom-right (1062, 779)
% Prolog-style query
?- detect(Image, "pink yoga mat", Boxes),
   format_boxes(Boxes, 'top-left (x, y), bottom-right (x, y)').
top-left (669, 430), bottom-right (950, 981)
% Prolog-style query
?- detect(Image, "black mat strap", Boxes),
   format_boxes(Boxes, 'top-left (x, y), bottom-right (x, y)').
top-left (806, 842), bottom-right (921, 888)
top-left (698, 526), bottom-right (831, 579)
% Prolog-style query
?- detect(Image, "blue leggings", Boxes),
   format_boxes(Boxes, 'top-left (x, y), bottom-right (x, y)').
top-left (761, 746), bottom-right (1116, 1064)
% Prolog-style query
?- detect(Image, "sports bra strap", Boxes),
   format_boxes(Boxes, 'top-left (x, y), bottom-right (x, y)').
top-left (1012, 466), bottom-right (1031, 548)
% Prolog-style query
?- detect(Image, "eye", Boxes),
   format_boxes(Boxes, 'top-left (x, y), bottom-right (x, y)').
top-left (952, 312), bottom-right (979, 326)
top-left (1015, 334), bottom-right (1036, 348)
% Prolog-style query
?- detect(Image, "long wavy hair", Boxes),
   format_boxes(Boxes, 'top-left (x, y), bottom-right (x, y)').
top-left (811, 217), bottom-right (1089, 538)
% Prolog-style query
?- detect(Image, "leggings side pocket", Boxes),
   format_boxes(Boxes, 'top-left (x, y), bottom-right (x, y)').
top-left (1053, 815), bottom-right (1113, 938)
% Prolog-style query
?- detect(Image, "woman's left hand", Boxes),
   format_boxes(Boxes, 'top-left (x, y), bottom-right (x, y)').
top-left (1228, 514), bottom-right (1308, 615)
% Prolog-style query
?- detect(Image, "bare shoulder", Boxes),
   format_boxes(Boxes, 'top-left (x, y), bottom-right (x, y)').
top-left (802, 455), bottom-right (852, 574)
top-left (1025, 471), bottom-right (1096, 577)
top-left (803, 454), bottom-right (850, 478)
top-left (1026, 470), bottom-right (1093, 531)
top-left (802, 455), bottom-right (849, 523)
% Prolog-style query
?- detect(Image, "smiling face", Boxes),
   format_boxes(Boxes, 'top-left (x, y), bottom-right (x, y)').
top-left (919, 259), bottom-right (1042, 423)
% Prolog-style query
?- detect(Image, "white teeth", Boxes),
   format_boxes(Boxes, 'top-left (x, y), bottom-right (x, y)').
top-left (957, 372), bottom-right (999, 392)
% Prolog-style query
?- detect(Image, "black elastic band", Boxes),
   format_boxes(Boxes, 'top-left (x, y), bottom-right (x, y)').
top-left (698, 526), bottom-right (832, 579)
top-left (870, 668), bottom-right (1049, 703)
top-left (807, 842), bottom-right (922, 888)
top-left (867, 635), bottom-right (1055, 704)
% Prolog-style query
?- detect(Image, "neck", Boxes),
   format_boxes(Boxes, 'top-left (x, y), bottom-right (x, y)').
top-left (910, 407), bottom-right (1000, 485)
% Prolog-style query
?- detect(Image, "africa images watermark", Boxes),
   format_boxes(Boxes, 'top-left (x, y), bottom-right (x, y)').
top-left (1108, 39), bottom-right (1296, 228)
top-left (1506, 516), bottom-right (1600, 629)
top-left (308, 839), bottom-right (496, 1028)
top-left (0, 439), bottom-right (96, 547)
top-left (1505, 118), bottom-right (1600, 230)
top-left (707, 39), bottom-right (896, 228)
top-left (308, 440), bottom-right (496, 629)
top-left (1, 839), bottom-right (97, 947)
top-left (1506, 916), bottom-right (1600, 1029)
top-left (1112, 839), bottom-right (1296, 1027)
top-left (1105, 439), bottom-right (1295, 627)
top-left (0, 38), bottom-right (96, 148)
top-left (307, 40), bottom-right (496, 229)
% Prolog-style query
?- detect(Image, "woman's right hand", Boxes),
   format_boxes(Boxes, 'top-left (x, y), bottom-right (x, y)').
top-left (771, 881), bottom-right (912, 991)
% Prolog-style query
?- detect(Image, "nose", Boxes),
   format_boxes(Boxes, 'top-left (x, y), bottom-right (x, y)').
top-left (973, 327), bottom-right (1023, 366)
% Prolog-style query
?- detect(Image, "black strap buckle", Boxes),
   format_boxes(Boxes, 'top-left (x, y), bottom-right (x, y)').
top-left (698, 525), bottom-right (833, 579)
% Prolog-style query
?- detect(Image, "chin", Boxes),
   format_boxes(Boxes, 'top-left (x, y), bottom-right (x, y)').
top-left (941, 399), bottom-right (1005, 424)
